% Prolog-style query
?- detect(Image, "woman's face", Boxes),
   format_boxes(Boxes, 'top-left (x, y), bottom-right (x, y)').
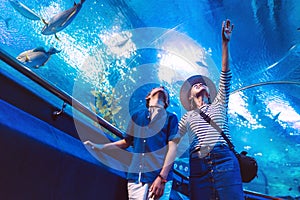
top-left (190, 83), bottom-right (209, 98)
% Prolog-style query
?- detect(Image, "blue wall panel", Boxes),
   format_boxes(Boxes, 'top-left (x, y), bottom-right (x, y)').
top-left (0, 97), bottom-right (128, 199)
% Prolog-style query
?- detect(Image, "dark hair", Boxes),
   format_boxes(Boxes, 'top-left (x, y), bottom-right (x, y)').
top-left (146, 86), bottom-right (170, 109)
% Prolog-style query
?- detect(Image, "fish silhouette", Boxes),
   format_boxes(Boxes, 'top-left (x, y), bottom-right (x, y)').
top-left (17, 47), bottom-right (61, 68)
top-left (41, 0), bottom-right (85, 40)
top-left (9, 0), bottom-right (41, 20)
top-left (0, 16), bottom-right (12, 28)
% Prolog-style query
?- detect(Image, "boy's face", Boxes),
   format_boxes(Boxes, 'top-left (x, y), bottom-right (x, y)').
top-left (146, 87), bottom-right (169, 107)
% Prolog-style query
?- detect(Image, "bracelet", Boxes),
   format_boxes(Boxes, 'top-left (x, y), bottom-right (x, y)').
top-left (158, 174), bottom-right (167, 184)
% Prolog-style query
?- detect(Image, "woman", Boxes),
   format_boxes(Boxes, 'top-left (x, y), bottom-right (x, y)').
top-left (178, 19), bottom-right (244, 199)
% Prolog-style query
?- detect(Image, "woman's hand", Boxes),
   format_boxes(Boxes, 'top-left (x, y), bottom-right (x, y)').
top-left (222, 19), bottom-right (234, 42)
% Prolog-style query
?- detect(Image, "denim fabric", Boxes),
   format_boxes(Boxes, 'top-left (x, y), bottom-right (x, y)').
top-left (189, 144), bottom-right (244, 200)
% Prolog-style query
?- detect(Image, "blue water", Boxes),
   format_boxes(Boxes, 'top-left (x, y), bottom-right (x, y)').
top-left (1, 0), bottom-right (300, 198)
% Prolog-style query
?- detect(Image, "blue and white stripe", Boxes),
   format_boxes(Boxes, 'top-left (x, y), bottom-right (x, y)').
top-left (178, 70), bottom-right (232, 154)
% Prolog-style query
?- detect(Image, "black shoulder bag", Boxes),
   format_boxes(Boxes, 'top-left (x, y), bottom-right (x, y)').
top-left (198, 110), bottom-right (258, 183)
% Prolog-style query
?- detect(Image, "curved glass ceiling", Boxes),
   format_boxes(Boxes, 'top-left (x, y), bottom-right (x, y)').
top-left (1, 0), bottom-right (300, 198)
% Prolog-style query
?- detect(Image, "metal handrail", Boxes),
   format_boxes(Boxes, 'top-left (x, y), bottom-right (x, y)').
top-left (231, 81), bottom-right (300, 94)
top-left (0, 47), bottom-right (124, 139)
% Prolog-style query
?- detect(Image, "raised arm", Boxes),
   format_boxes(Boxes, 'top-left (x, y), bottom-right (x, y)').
top-left (222, 19), bottom-right (234, 72)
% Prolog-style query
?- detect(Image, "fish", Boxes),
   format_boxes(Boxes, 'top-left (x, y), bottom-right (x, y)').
top-left (196, 61), bottom-right (208, 68)
top-left (17, 47), bottom-right (61, 68)
top-left (41, 0), bottom-right (85, 40)
top-left (0, 16), bottom-right (12, 28)
top-left (251, 95), bottom-right (257, 105)
top-left (272, 112), bottom-right (281, 121)
top-left (236, 113), bottom-right (248, 122)
top-left (9, 0), bottom-right (41, 20)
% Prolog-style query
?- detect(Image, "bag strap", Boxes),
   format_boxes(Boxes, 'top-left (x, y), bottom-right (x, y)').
top-left (198, 109), bottom-right (237, 153)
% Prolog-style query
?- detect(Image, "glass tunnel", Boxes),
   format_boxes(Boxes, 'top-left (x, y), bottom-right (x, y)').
top-left (1, 0), bottom-right (300, 199)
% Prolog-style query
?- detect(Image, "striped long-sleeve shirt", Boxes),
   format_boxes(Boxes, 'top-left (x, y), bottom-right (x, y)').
top-left (178, 70), bottom-right (232, 154)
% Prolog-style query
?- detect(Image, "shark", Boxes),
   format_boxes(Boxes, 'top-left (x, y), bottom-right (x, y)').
top-left (41, 0), bottom-right (86, 40)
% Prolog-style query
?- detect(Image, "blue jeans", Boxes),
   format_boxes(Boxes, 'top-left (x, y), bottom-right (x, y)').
top-left (189, 144), bottom-right (244, 200)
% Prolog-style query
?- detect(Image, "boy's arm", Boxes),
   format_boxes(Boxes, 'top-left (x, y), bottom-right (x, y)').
top-left (148, 140), bottom-right (177, 199)
top-left (84, 139), bottom-right (130, 150)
